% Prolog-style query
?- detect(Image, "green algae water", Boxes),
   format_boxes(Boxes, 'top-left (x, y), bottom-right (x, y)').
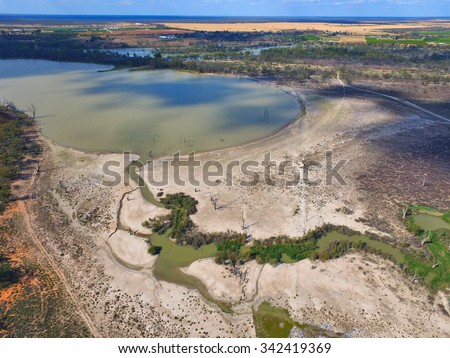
top-left (0, 59), bottom-right (299, 156)
top-left (150, 233), bottom-right (232, 312)
top-left (317, 231), bottom-right (405, 264)
top-left (412, 214), bottom-right (450, 231)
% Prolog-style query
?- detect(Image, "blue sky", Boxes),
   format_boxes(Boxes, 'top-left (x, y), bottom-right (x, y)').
top-left (0, 0), bottom-right (449, 17)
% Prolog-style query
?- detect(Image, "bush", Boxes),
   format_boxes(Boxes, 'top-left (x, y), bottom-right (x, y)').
top-left (148, 245), bottom-right (162, 256)
top-left (0, 256), bottom-right (22, 289)
top-left (250, 238), bottom-right (317, 265)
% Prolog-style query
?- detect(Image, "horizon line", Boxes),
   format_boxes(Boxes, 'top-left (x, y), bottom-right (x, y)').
top-left (1, 14), bottom-right (450, 19)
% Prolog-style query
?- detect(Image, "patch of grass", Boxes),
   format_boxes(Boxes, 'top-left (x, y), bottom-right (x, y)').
top-left (409, 205), bottom-right (439, 213)
top-left (398, 39), bottom-right (425, 45)
top-left (253, 302), bottom-right (341, 338)
top-left (404, 230), bottom-right (450, 290)
top-left (420, 31), bottom-right (450, 36)
top-left (366, 37), bottom-right (426, 45)
top-left (302, 35), bottom-right (321, 41)
top-left (281, 253), bottom-right (296, 264)
top-left (443, 211), bottom-right (450, 225)
top-left (424, 37), bottom-right (450, 44)
top-left (253, 302), bottom-right (302, 338)
top-left (426, 230), bottom-right (450, 288)
top-left (366, 37), bottom-right (396, 44)
top-left (402, 206), bottom-right (450, 290)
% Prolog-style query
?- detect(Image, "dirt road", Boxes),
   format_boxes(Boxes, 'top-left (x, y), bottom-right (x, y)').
top-left (13, 131), bottom-right (101, 338)
top-left (337, 73), bottom-right (450, 123)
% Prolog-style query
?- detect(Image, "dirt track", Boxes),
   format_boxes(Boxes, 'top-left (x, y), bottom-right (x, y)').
top-left (5, 127), bottom-right (100, 337)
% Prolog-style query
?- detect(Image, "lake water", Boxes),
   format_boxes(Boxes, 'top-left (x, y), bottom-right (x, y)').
top-left (0, 59), bottom-right (299, 156)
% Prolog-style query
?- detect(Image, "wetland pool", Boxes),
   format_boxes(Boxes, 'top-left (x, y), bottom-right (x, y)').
top-left (412, 214), bottom-right (450, 231)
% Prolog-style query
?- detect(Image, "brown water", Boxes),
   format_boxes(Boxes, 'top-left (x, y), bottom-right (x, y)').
top-left (0, 59), bottom-right (300, 156)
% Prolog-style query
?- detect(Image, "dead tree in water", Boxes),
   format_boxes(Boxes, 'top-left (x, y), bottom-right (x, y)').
top-left (28, 103), bottom-right (37, 120)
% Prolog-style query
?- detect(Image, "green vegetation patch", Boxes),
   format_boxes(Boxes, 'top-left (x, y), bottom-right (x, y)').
top-left (253, 302), bottom-right (341, 338)
top-left (443, 211), bottom-right (450, 225)
top-left (424, 37), bottom-right (450, 44)
top-left (253, 302), bottom-right (301, 338)
top-left (144, 192), bottom-right (247, 249)
top-left (0, 103), bottom-right (38, 214)
top-left (409, 205), bottom-right (440, 213)
top-left (301, 35), bottom-right (322, 41)
top-left (216, 237), bottom-right (247, 265)
top-left (251, 238), bottom-right (317, 265)
top-left (366, 37), bottom-right (396, 44)
top-left (420, 31), bottom-right (450, 36)
top-left (398, 39), bottom-right (426, 45)
top-left (0, 255), bottom-right (22, 290)
top-left (366, 37), bottom-right (425, 45)
top-left (403, 207), bottom-right (450, 290)
top-left (404, 230), bottom-right (450, 289)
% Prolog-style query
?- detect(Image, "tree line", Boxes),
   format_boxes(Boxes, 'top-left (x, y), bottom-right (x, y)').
top-left (0, 102), bottom-right (40, 214)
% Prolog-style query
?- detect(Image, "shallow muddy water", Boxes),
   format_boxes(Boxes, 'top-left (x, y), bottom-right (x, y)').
top-left (413, 214), bottom-right (450, 231)
top-left (0, 59), bottom-right (299, 156)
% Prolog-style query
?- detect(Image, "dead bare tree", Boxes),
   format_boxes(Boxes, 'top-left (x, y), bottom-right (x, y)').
top-left (421, 231), bottom-right (433, 246)
top-left (241, 211), bottom-right (246, 230)
top-left (263, 107), bottom-right (270, 122)
top-left (4, 100), bottom-right (18, 119)
top-left (411, 270), bottom-right (418, 283)
top-left (422, 176), bottom-right (427, 187)
top-left (402, 206), bottom-right (409, 220)
top-left (28, 103), bottom-right (37, 120)
top-left (210, 194), bottom-right (220, 210)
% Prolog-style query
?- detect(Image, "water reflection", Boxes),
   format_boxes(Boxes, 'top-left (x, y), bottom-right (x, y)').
top-left (0, 59), bottom-right (299, 156)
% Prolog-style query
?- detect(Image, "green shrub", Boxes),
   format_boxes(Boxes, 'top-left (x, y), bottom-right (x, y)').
top-left (0, 256), bottom-right (22, 289)
top-left (148, 245), bottom-right (162, 256)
